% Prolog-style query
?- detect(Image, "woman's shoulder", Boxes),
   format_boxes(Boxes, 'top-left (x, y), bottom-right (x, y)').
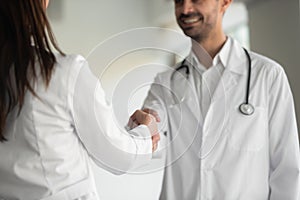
top-left (53, 53), bottom-right (88, 79)
top-left (55, 53), bottom-right (87, 69)
top-left (46, 53), bottom-right (89, 90)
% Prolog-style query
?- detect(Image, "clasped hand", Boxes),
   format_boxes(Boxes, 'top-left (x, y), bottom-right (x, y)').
top-left (128, 109), bottom-right (160, 152)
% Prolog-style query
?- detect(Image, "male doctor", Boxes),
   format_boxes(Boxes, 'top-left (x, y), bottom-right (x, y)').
top-left (138, 0), bottom-right (300, 199)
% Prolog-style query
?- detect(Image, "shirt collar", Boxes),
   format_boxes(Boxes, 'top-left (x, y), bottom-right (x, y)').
top-left (185, 37), bottom-right (248, 75)
top-left (214, 37), bottom-right (232, 67)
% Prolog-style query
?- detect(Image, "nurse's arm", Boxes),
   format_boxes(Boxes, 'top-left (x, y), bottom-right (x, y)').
top-left (70, 58), bottom-right (154, 175)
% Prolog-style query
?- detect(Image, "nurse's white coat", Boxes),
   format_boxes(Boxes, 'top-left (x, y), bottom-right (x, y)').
top-left (0, 54), bottom-right (152, 200)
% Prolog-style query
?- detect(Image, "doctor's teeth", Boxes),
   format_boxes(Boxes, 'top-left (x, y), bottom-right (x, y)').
top-left (183, 18), bottom-right (199, 24)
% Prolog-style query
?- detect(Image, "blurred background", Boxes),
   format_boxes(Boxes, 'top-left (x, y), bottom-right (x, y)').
top-left (47, 0), bottom-right (300, 199)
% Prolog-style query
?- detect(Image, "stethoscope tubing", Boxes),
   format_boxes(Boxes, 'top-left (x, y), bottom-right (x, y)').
top-left (243, 48), bottom-right (251, 105)
top-left (171, 47), bottom-right (254, 115)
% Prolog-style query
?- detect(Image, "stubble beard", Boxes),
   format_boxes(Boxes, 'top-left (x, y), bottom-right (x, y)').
top-left (182, 23), bottom-right (213, 44)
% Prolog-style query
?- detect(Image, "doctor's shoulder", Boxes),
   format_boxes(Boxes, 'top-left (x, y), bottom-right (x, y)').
top-left (248, 51), bottom-right (287, 86)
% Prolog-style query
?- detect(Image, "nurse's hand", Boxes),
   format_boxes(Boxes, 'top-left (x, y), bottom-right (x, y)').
top-left (128, 110), bottom-right (160, 152)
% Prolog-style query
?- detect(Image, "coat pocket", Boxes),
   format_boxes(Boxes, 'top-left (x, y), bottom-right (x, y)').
top-left (227, 107), bottom-right (268, 152)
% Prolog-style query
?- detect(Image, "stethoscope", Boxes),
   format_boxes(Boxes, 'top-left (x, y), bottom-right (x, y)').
top-left (171, 48), bottom-right (255, 116)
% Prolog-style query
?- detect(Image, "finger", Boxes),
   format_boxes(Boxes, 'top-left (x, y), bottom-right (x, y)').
top-left (127, 118), bottom-right (134, 129)
top-left (130, 110), bottom-right (138, 122)
top-left (143, 108), bottom-right (161, 122)
top-left (144, 108), bottom-right (161, 122)
top-left (151, 131), bottom-right (159, 151)
top-left (132, 119), bottom-right (139, 128)
top-left (152, 134), bottom-right (160, 143)
top-left (131, 110), bottom-right (149, 124)
top-left (152, 142), bottom-right (158, 152)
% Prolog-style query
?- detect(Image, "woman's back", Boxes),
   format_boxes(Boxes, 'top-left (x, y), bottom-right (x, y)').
top-left (0, 54), bottom-right (98, 199)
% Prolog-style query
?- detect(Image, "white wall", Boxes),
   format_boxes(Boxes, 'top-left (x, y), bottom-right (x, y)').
top-left (247, 0), bottom-right (300, 130)
top-left (48, 0), bottom-right (154, 56)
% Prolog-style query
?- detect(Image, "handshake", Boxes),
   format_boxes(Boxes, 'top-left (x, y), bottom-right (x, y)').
top-left (128, 109), bottom-right (160, 152)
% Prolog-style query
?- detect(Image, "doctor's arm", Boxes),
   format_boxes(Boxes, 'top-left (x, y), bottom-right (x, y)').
top-left (70, 58), bottom-right (157, 175)
top-left (268, 68), bottom-right (300, 200)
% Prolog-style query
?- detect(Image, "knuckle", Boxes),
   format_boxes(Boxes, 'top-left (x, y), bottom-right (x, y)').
top-left (143, 108), bottom-right (150, 113)
top-left (133, 110), bottom-right (139, 115)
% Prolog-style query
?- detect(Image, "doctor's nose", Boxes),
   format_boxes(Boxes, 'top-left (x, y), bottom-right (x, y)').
top-left (181, 0), bottom-right (196, 15)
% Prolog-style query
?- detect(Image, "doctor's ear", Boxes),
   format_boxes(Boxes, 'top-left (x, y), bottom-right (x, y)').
top-left (220, 0), bottom-right (233, 13)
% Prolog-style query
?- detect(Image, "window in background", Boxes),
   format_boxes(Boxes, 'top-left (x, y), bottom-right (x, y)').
top-left (224, 2), bottom-right (250, 49)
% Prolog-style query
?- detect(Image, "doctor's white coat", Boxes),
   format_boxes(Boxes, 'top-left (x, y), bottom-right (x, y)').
top-left (143, 38), bottom-right (300, 200)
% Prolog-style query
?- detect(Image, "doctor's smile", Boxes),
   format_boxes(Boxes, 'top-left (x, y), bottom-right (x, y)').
top-left (179, 13), bottom-right (204, 26)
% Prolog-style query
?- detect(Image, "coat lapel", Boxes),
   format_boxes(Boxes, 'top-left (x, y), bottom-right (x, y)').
top-left (199, 38), bottom-right (247, 158)
top-left (199, 70), bottom-right (239, 158)
top-left (168, 64), bottom-right (203, 124)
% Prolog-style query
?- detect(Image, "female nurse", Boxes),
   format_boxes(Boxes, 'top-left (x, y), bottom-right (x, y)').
top-left (0, 0), bottom-right (159, 199)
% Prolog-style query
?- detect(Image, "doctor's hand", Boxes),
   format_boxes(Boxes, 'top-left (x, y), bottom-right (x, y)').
top-left (142, 108), bottom-right (161, 123)
top-left (151, 133), bottom-right (160, 152)
top-left (128, 110), bottom-right (160, 152)
top-left (142, 108), bottom-right (161, 152)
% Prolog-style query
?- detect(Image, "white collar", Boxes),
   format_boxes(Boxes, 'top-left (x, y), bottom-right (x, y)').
top-left (185, 37), bottom-right (248, 75)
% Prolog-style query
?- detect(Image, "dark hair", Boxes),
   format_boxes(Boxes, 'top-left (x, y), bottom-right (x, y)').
top-left (0, 0), bottom-right (65, 141)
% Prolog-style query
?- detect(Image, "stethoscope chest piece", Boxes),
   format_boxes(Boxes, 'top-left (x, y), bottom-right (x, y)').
top-left (239, 103), bottom-right (255, 116)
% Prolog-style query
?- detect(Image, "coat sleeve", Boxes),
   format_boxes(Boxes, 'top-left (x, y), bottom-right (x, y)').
top-left (68, 56), bottom-right (152, 175)
top-left (268, 67), bottom-right (300, 200)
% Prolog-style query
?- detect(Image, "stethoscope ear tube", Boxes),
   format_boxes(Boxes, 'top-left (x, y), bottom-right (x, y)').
top-left (171, 60), bottom-right (190, 80)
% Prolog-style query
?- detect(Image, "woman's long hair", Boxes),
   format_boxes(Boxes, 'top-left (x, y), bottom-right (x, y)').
top-left (0, 0), bottom-right (65, 141)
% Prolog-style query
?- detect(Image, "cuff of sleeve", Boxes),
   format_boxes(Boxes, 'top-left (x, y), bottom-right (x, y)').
top-left (128, 125), bottom-right (153, 171)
